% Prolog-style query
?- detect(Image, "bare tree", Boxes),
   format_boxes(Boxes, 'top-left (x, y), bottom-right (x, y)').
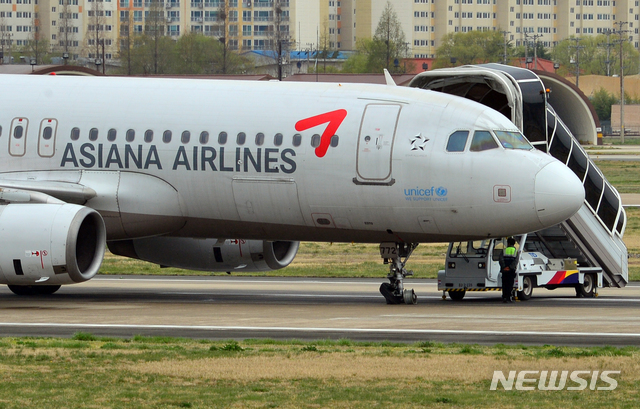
top-left (0, 15), bottom-right (10, 64)
top-left (145, 0), bottom-right (165, 74)
top-left (85, 0), bottom-right (107, 72)
top-left (269, 0), bottom-right (292, 80)
top-left (216, 0), bottom-right (228, 73)
top-left (58, 0), bottom-right (77, 61)
top-left (118, 4), bottom-right (135, 74)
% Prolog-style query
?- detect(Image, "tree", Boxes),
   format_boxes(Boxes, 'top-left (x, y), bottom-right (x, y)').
top-left (552, 35), bottom-right (639, 77)
top-left (590, 87), bottom-right (618, 121)
top-left (373, 1), bottom-right (407, 71)
top-left (342, 1), bottom-right (408, 73)
top-left (144, 0), bottom-right (167, 74)
top-left (57, 0), bottom-right (78, 62)
top-left (434, 30), bottom-right (504, 67)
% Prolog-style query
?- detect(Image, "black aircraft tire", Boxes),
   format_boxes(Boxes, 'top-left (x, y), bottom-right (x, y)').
top-left (448, 290), bottom-right (465, 301)
top-left (8, 285), bottom-right (61, 296)
top-left (379, 283), bottom-right (403, 304)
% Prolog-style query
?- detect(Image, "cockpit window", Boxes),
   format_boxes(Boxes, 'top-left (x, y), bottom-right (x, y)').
top-left (446, 130), bottom-right (469, 152)
top-left (470, 130), bottom-right (499, 152)
top-left (494, 130), bottom-right (532, 150)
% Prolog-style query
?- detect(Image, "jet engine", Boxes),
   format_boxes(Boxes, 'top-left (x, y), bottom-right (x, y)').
top-left (108, 237), bottom-right (299, 272)
top-left (0, 203), bottom-right (106, 290)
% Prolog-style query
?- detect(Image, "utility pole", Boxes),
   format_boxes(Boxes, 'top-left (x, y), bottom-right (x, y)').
top-left (527, 33), bottom-right (542, 70)
top-left (568, 37), bottom-right (585, 87)
top-left (598, 29), bottom-right (614, 76)
top-left (501, 30), bottom-right (510, 65)
top-left (614, 21), bottom-right (629, 144)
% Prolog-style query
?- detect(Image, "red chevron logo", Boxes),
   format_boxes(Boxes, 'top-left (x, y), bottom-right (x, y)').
top-left (295, 109), bottom-right (347, 158)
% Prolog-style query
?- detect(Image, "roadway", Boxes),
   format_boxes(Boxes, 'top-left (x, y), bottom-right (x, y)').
top-left (1, 276), bottom-right (639, 346)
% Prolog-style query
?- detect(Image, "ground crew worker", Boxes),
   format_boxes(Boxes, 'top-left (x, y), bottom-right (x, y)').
top-left (500, 237), bottom-right (518, 303)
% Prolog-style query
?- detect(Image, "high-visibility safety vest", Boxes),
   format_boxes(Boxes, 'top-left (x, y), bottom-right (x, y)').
top-left (504, 246), bottom-right (517, 256)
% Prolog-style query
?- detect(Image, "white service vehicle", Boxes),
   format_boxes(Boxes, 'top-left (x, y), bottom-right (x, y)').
top-left (438, 235), bottom-right (603, 301)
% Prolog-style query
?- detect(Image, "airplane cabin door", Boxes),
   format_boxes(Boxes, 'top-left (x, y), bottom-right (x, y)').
top-left (354, 104), bottom-right (401, 185)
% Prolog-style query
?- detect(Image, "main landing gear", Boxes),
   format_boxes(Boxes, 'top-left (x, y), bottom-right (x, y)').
top-left (379, 242), bottom-right (418, 305)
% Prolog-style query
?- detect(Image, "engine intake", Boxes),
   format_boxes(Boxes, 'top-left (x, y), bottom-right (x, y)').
top-left (0, 204), bottom-right (106, 285)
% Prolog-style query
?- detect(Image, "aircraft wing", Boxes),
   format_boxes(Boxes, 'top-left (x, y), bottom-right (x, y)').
top-left (0, 179), bottom-right (96, 205)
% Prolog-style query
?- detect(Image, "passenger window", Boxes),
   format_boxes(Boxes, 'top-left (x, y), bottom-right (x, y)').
top-left (293, 133), bottom-right (302, 147)
top-left (14, 126), bottom-right (23, 139)
top-left (163, 130), bottom-right (172, 143)
top-left (89, 128), bottom-right (99, 141)
top-left (274, 133), bottom-right (283, 146)
top-left (144, 130), bottom-right (154, 143)
top-left (107, 129), bottom-right (117, 142)
top-left (126, 129), bottom-right (135, 142)
top-left (255, 132), bottom-right (265, 146)
top-left (311, 134), bottom-right (321, 148)
top-left (218, 132), bottom-right (227, 144)
top-left (71, 127), bottom-right (80, 141)
top-left (237, 132), bottom-right (246, 145)
top-left (43, 127), bottom-right (53, 140)
top-left (200, 131), bottom-right (209, 145)
top-left (330, 135), bottom-right (339, 147)
top-left (181, 131), bottom-right (191, 144)
top-left (446, 130), bottom-right (469, 152)
top-left (470, 131), bottom-right (498, 152)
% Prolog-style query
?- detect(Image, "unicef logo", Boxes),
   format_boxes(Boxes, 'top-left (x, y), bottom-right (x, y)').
top-left (436, 187), bottom-right (448, 197)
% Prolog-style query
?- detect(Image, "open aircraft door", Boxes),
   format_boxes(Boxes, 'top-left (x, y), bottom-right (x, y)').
top-left (354, 104), bottom-right (401, 186)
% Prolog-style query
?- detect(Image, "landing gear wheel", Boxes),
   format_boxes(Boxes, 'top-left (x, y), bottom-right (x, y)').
top-left (575, 274), bottom-right (595, 298)
top-left (403, 289), bottom-right (417, 305)
top-left (517, 276), bottom-right (534, 301)
top-left (8, 285), bottom-right (61, 296)
top-left (379, 283), bottom-right (403, 304)
top-left (378, 242), bottom-right (419, 305)
top-left (448, 290), bottom-right (465, 301)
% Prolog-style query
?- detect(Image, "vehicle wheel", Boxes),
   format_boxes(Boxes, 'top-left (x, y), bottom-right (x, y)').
top-left (575, 274), bottom-right (595, 298)
top-left (379, 283), bottom-right (403, 304)
top-left (517, 276), bottom-right (534, 301)
top-left (7, 285), bottom-right (61, 296)
top-left (448, 290), bottom-right (465, 301)
top-left (403, 289), bottom-right (417, 305)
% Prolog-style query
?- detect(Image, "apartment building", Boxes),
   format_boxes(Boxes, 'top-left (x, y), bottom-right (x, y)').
top-left (295, 0), bottom-right (640, 58)
top-left (1, 0), bottom-right (639, 65)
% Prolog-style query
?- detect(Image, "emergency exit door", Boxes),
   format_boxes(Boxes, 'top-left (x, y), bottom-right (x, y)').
top-left (354, 104), bottom-right (401, 185)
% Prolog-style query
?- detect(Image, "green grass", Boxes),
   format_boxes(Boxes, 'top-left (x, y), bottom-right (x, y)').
top-left (593, 160), bottom-right (640, 194)
top-left (0, 336), bottom-right (636, 408)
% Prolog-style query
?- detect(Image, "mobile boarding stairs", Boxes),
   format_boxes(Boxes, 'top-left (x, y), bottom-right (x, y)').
top-left (409, 64), bottom-right (628, 300)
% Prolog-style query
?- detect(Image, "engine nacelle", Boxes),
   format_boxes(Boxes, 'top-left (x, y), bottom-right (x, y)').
top-left (0, 203), bottom-right (106, 285)
top-left (108, 237), bottom-right (299, 272)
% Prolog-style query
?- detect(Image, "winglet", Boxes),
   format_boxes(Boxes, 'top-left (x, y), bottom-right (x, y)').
top-left (383, 69), bottom-right (396, 86)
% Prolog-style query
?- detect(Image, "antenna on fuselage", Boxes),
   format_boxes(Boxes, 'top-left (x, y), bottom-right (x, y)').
top-left (383, 69), bottom-right (397, 87)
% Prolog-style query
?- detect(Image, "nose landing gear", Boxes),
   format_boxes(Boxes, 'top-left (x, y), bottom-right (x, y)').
top-left (379, 242), bottom-right (418, 305)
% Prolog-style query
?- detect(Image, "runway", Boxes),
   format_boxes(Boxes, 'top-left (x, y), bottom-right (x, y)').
top-left (0, 276), bottom-right (639, 346)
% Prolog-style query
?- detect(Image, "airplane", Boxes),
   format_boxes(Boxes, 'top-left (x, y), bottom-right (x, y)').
top-left (0, 73), bottom-right (585, 304)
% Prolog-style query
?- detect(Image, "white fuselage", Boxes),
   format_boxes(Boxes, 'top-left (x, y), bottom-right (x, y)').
top-left (0, 75), bottom-right (584, 243)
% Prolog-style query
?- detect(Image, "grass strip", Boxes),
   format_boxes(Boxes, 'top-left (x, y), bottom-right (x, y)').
top-left (0, 335), bottom-right (637, 409)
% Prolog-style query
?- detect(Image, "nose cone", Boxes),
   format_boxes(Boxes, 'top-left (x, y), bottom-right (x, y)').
top-left (535, 161), bottom-right (585, 227)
